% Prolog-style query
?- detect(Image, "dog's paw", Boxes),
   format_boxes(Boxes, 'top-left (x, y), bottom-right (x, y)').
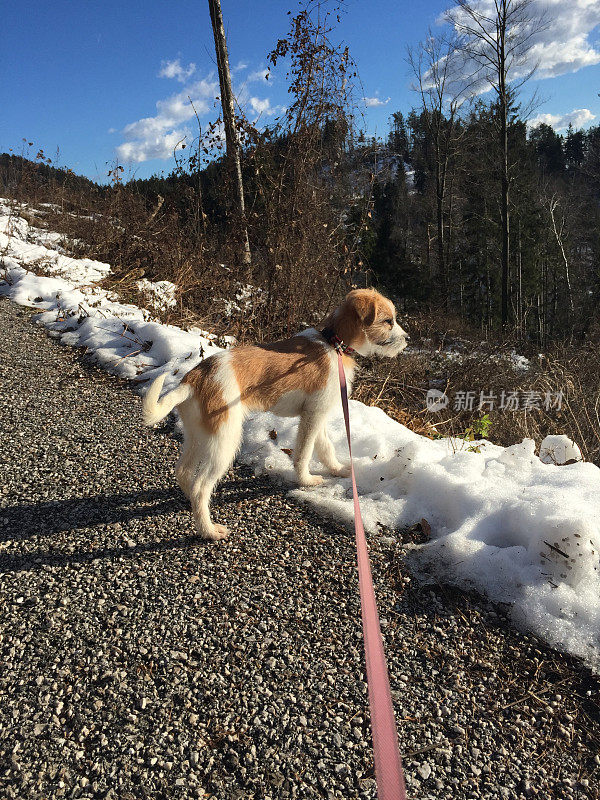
top-left (199, 523), bottom-right (229, 541)
top-left (299, 474), bottom-right (324, 487)
top-left (330, 464), bottom-right (351, 478)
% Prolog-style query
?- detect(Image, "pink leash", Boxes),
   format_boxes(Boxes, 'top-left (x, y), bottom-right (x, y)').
top-left (336, 350), bottom-right (407, 800)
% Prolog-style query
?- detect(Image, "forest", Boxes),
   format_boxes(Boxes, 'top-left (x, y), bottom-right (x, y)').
top-left (366, 109), bottom-right (600, 345)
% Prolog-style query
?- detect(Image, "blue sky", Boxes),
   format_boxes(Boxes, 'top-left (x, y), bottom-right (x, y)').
top-left (3, 0), bottom-right (600, 183)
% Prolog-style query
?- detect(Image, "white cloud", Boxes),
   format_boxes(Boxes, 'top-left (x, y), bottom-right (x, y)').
top-left (117, 76), bottom-right (218, 163)
top-left (249, 97), bottom-right (271, 115)
top-left (528, 107), bottom-right (596, 130)
top-left (444, 0), bottom-right (600, 88)
top-left (247, 67), bottom-right (270, 83)
top-left (250, 97), bottom-right (283, 116)
top-left (116, 60), bottom-right (284, 164)
top-left (117, 130), bottom-right (189, 163)
top-left (531, 0), bottom-right (600, 78)
top-left (364, 95), bottom-right (391, 108)
top-left (158, 59), bottom-right (197, 83)
top-left (247, 96), bottom-right (285, 120)
top-left (233, 64), bottom-right (275, 110)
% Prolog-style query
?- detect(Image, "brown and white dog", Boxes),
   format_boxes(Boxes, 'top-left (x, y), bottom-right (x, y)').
top-left (142, 289), bottom-right (408, 540)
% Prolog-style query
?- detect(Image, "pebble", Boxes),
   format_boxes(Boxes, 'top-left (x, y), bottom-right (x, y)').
top-left (417, 762), bottom-right (432, 780)
top-left (0, 298), bottom-right (597, 800)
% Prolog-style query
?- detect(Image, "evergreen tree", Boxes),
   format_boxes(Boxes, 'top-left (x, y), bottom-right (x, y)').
top-left (368, 169), bottom-right (424, 301)
top-left (529, 123), bottom-right (565, 174)
top-left (564, 123), bottom-right (585, 168)
top-left (388, 112), bottom-right (409, 160)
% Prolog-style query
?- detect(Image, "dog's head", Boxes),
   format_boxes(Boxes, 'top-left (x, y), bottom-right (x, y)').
top-left (331, 289), bottom-right (409, 357)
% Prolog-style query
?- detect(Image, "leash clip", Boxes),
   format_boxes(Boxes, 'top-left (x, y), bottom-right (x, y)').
top-left (321, 327), bottom-right (356, 356)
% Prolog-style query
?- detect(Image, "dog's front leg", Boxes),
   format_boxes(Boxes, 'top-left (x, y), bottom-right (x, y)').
top-left (294, 413), bottom-right (324, 487)
top-left (315, 425), bottom-right (350, 478)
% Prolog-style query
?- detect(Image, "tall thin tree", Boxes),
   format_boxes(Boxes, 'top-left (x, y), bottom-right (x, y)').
top-left (408, 32), bottom-right (467, 310)
top-left (447, 0), bottom-right (545, 325)
top-left (207, 0), bottom-right (251, 267)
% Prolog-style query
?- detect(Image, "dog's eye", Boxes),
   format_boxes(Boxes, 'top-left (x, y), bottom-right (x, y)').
top-left (384, 318), bottom-right (393, 326)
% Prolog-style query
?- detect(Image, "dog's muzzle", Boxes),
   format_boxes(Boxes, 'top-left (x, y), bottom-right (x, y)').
top-left (378, 331), bottom-right (409, 350)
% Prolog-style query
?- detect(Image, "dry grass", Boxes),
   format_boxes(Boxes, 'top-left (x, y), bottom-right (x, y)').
top-left (4, 162), bottom-right (600, 464)
top-left (356, 320), bottom-right (600, 465)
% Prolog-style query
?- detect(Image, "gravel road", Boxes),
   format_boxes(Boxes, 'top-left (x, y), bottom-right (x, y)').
top-left (0, 297), bottom-right (598, 800)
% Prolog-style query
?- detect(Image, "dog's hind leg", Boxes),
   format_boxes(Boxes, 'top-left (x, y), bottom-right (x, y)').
top-left (174, 437), bottom-right (196, 499)
top-left (188, 403), bottom-right (243, 541)
top-left (174, 396), bottom-right (205, 499)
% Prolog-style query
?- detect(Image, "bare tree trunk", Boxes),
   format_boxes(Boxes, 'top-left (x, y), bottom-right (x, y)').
top-left (547, 194), bottom-right (574, 317)
top-left (445, 170), bottom-right (456, 278)
top-left (499, 7), bottom-right (510, 327)
top-left (500, 96), bottom-right (510, 326)
top-left (436, 157), bottom-right (447, 309)
top-left (449, 0), bottom-right (545, 328)
top-left (207, 0), bottom-right (251, 267)
top-left (408, 34), bottom-right (463, 313)
top-left (426, 223), bottom-right (433, 276)
top-left (517, 218), bottom-right (523, 338)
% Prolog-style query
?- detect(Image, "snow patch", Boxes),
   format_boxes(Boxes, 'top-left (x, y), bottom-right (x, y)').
top-left (540, 435), bottom-right (583, 465)
top-left (137, 279), bottom-right (178, 312)
top-left (1, 201), bottom-right (110, 285)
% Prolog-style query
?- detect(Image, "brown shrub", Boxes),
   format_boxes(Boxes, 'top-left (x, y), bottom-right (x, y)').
top-left (356, 326), bottom-right (600, 465)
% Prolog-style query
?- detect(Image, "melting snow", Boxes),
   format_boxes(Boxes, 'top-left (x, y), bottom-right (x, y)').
top-left (137, 279), bottom-right (178, 312)
top-left (540, 435), bottom-right (583, 466)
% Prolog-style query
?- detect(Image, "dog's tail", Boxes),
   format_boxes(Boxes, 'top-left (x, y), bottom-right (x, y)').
top-left (142, 372), bottom-right (192, 427)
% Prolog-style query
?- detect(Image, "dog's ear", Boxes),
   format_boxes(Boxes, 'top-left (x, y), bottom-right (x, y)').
top-left (346, 290), bottom-right (377, 327)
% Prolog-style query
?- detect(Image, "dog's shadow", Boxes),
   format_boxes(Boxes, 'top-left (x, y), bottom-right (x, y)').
top-left (1, 487), bottom-right (185, 543)
top-left (0, 473), bottom-right (285, 573)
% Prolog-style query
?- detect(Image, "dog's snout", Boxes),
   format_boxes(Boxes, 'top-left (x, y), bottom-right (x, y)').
top-left (404, 334), bottom-right (410, 342)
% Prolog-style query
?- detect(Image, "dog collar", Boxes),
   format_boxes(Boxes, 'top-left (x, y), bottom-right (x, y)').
top-left (321, 327), bottom-right (356, 355)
